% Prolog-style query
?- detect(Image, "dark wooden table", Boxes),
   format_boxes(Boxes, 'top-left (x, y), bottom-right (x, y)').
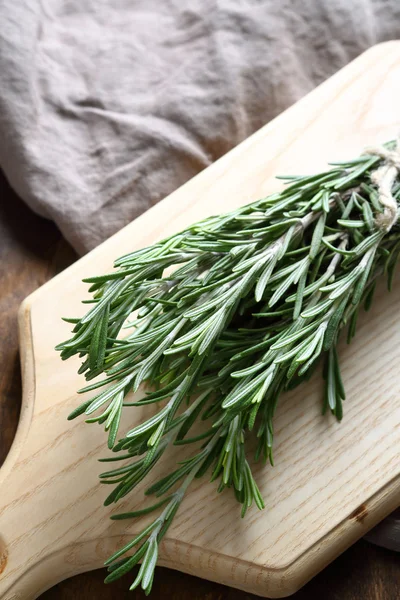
top-left (0, 172), bottom-right (399, 599)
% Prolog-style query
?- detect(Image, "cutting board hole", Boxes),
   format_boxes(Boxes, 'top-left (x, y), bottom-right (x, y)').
top-left (0, 536), bottom-right (8, 576)
top-left (0, 352), bottom-right (22, 471)
top-left (350, 503), bottom-right (368, 524)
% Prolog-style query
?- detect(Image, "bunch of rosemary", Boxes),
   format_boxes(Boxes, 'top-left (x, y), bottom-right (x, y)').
top-left (57, 140), bottom-right (400, 594)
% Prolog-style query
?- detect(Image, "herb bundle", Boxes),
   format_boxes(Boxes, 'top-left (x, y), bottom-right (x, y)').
top-left (57, 139), bottom-right (400, 594)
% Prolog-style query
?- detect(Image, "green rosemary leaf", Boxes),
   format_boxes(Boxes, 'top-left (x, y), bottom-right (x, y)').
top-left (386, 241), bottom-right (400, 291)
top-left (337, 219), bottom-right (365, 229)
top-left (292, 264), bottom-right (308, 320)
top-left (347, 309), bottom-right (359, 344)
top-left (332, 156), bottom-right (379, 189)
top-left (294, 324), bottom-right (326, 363)
top-left (57, 139), bottom-right (400, 595)
top-left (270, 320), bottom-right (319, 350)
top-left (362, 201), bottom-right (375, 232)
top-left (85, 376), bottom-right (132, 416)
top-left (146, 462), bottom-right (196, 497)
top-left (351, 247), bottom-right (377, 305)
top-left (322, 191), bottom-right (331, 213)
top-left (364, 281), bottom-right (376, 311)
top-left (126, 405), bottom-right (170, 439)
top-left (105, 546), bottom-right (148, 583)
top-left (105, 522), bottom-right (158, 566)
top-left (301, 296), bottom-right (333, 319)
top-left (129, 538), bottom-right (158, 591)
top-left (333, 346), bottom-right (346, 401)
top-left (323, 295), bottom-right (349, 351)
top-left (351, 231), bottom-right (382, 258)
top-left (67, 398), bottom-right (94, 420)
top-left (268, 258), bottom-right (309, 307)
top-left (310, 213), bottom-right (326, 259)
top-left (255, 255), bottom-right (278, 302)
top-left (61, 316), bottom-right (80, 324)
top-left (111, 498), bottom-right (172, 520)
top-left (321, 238), bottom-right (353, 256)
top-left (175, 391), bottom-right (211, 441)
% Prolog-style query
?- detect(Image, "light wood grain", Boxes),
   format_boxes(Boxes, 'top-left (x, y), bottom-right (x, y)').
top-left (1, 42), bottom-right (400, 600)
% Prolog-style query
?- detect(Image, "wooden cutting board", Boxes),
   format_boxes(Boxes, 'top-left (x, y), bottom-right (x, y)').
top-left (1, 42), bottom-right (400, 600)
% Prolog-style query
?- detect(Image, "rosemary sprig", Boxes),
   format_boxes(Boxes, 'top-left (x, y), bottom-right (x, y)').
top-left (57, 140), bottom-right (400, 594)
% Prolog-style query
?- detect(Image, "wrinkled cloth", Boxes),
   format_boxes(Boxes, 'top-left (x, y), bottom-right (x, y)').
top-left (1, 0), bottom-right (400, 255)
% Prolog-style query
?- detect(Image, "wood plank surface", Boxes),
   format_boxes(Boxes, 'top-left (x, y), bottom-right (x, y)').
top-left (0, 42), bottom-right (400, 599)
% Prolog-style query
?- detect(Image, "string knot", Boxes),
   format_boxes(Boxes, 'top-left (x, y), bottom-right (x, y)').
top-left (364, 137), bottom-right (400, 232)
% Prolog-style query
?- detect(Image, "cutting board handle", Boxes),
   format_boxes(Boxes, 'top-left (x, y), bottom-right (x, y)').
top-left (0, 301), bottom-right (168, 600)
top-left (0, 301), bottom-right (61, 600)
top-left (0, 301), bottom-right (111, 600)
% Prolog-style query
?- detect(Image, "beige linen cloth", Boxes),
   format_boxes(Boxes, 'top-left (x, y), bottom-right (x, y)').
top-left (1, 0), bottom-right (400, 254)
top-left (0, 0), bottom-right (399, 549)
